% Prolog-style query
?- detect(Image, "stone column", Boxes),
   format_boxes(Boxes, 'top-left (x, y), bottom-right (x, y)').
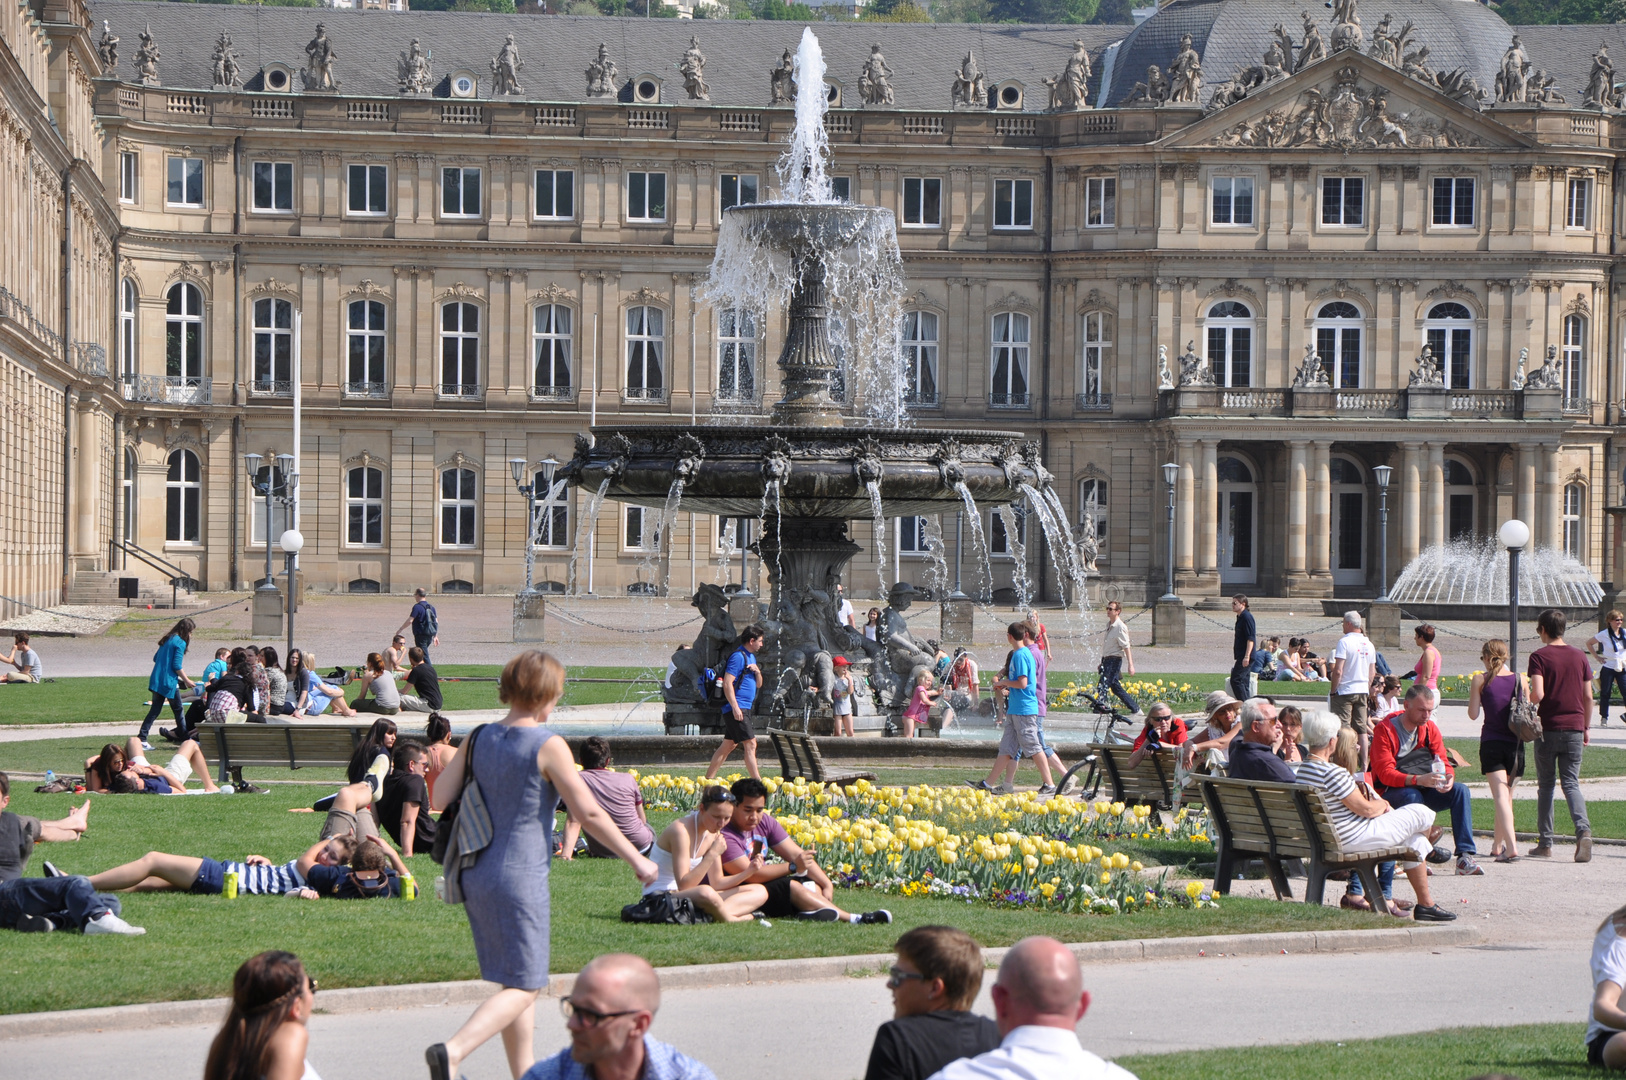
top-left (1516, 442), bottom-right (1538, 532)
top-left (1176, 439), bottom-right (1195, 576)
top-left (74, 398), bottom-right (101, 565)
top-left (1286, 440), bottom-right (1308, 586)
top-left (1425, 443), bottom-right (1446, 551)
top-left (1540, 442), bottom-right (1561, 547)
top-left (1198, 440), bottom-right (1218, 580)
top-left (1400, 442), bottom-right (1422, 565)
top-left (1310, 441), bottom-right (1332, 585)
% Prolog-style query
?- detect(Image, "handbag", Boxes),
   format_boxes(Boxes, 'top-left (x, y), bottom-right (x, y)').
top-left (431, 724), bottom-right (489, 866)
top-left (1508, 676), bottom-right (1542, 743)
top-left (621, 892), bottom-right (710, 925)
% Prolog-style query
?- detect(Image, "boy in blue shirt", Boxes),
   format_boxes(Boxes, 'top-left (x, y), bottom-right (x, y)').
top-left (704, 625), bottom-right (765, 782)
top-left (968, 623), bottom-right (1055, 794)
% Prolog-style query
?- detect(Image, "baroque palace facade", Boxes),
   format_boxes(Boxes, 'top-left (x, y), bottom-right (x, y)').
top-left (5, 0), bottom-right (1626, 613)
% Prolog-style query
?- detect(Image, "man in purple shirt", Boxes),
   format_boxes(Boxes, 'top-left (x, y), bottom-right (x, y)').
top-left (560, 738), bottom-right (655, 859)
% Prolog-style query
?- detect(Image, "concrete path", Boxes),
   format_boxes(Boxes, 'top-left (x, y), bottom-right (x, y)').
top-left (0, 938), bottom-right (1590, 1080)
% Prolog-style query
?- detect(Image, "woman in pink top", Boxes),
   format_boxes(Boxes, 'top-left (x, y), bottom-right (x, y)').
top-left (1410, 624), bottom-right (1442, 706)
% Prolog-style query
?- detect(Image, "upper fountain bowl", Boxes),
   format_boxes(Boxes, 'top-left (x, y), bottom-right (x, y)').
top-left (723, 202), bottom-right (895, 253)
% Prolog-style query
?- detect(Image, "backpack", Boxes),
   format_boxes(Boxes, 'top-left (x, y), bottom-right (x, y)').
top-left (414, 603), bottom-right (439, 638)
top-left (621, 892), bottom-right (710, 925)
top-left (333, 868), bottom-right (400, 899)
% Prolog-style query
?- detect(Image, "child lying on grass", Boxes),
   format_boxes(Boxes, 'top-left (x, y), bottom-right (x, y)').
top-left (78, 834), bottom-right (407, 899)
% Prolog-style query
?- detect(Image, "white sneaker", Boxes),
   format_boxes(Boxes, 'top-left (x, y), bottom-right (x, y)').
top-left (85, 912), bottom-right (146, 936)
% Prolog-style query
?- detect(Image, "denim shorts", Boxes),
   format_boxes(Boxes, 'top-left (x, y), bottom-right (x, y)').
top-left (192, 856), bottom-right (227, 895)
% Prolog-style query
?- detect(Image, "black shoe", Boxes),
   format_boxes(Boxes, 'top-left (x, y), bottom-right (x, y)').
top-left (858, 909), bottom-right (893, 924)
top-left (15, 914), bottom-right (55, 932)
top-left (1425, 845), bottom-right (1453, 865)
top-left (236, 780), bottom-right (268, 794)
top-left (158, 727), bottom-right (183, 744)
top-left (796, 907), bottom-right (840, 921)
top-left (41, 860), bottom-right (62, 878)
top-left (425, 1043), bottom-right (452, 1080)
top-left (1413, 903), bottom-right (1458, 922)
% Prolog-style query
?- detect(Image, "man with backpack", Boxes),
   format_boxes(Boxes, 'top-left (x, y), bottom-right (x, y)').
top-left (704, 625), bottom-right (765, 782)
top-left (398, 588), bottom-right (440, 664)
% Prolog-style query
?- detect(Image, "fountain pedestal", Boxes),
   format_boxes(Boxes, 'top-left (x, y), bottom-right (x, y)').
top-left (513, 591), bottom-right (547, 643)
top-left (1366, 599), bottom-right (1401, 650)
top-left (1152, 596), bottom-right (1187, 646)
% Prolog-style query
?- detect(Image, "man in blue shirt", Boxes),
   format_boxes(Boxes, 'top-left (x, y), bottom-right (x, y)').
top-left (522, 954), bottom-right (717, 1080)
top-left (1224, 699), bottom-right (1297, 784)
top-left (1230, 594), bottom-right (1256, 703)
top-left (704, 625), bottom-right (765, 782)
top-left (969, 624), bottom-right (1055, 794)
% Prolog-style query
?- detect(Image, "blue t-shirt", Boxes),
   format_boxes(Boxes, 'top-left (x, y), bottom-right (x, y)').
top-left (1006, 646), bottom-right (1039, 715)
top-left (201, 658), bottom-right (228, 687)
top-left (143, 775), bottom-right (173, 794)
top-left (724, 648), bottom-right (757, 712)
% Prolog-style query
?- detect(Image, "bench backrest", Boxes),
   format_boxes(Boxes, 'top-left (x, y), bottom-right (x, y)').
top-left (1196, 775), bottom-right (1341, 861)
top-left (1091, 744), bottom-right (1178, 806)
top-left (766, 729), bottom-right (824, 781)
top-left (200, 724), bottom-right (364, 771)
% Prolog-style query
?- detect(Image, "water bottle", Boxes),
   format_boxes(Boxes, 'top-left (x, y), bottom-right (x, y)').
top-left (1431, 756), bottom-right (1446, 785)
top-left (43, 770), bottom-right (54, 785)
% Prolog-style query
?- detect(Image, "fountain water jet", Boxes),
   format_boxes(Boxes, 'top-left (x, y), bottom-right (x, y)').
top-left (1389, 538), bottom-right (1603, 619)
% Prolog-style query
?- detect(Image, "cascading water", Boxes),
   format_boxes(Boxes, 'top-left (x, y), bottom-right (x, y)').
top-left (567, 478), bottom-right (611, 595)
top-left (866, 479), bottom-right (888, 592)
top-left (778, 28), bottom-right (834, 205)
top-left (953, 481), bottom-right (994, 604)
top-left (653, 479), bottom-right (687, 595)
top-left (1389, 537), bottom-right (1603, 608)
top-left (995, 504), bottom-right (1032, 610)
top-left (921, 515), bottom-right (950, 603)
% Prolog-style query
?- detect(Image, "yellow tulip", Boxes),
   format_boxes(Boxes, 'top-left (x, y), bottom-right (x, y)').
top-left (828, 807), bottom-right (843, 820)
top-left (1100, 872), bottom-right (1112, 884)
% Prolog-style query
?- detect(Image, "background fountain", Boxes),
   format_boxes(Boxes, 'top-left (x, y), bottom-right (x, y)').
top-left (1388, 537), bottom-right (1603, 621)
top-left (562, 28), bottom-right (1088, 735)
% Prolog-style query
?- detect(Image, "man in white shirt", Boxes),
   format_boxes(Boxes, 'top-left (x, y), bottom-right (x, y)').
top-left (1327, 610), bottom-right (1377, 769)
top-left (1096, 602), bottom-right (1139, 714)
top-left (927, 936), bottom-right (1135, 1080)
top-left (1588, 609), bottom-right (1626, 725)
top-left (834, 582), bottom-right (857, 633)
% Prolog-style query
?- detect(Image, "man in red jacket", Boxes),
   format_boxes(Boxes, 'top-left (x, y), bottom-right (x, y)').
top-left (1371, 684), bottom-right (1483, 876)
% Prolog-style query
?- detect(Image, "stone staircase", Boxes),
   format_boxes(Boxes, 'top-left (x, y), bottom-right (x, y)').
top-left (67, 569), bottom-right (204, 609)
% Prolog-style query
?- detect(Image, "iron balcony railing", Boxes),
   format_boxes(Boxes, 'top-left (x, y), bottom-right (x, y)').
top-left (122, 374), bottom-right (213, 405)
top-left (1075, 393), bottom-right (1112, 412)
top-left (989, 391), bottom-right (1031, 408)
top-left (74, 342), bottom-right (109, 378)
top-left (624, 386), bottom-right (669, 402)
top-left (530, 384), bottom-right (575, 401)
top-left (344, 381), bottom-right (389, 399)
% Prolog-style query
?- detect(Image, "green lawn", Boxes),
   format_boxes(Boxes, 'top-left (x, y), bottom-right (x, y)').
top-left (1118, 1024), bottom-right (1595, 1080)
top-left (1471, 798), bottom-right (1626, 840)
top-left (0, 775), bottom-right (1384, 1015)
top-left (1444, 738), bottom-right (1626, 784)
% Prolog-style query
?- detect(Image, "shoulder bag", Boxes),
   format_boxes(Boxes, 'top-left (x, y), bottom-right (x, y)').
top-left (433, 725), bottom-right (494, 906)
top-left (1508, 675), bottom-right (1541, 743)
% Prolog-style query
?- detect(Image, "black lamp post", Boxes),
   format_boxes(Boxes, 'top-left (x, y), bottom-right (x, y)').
top-left (1160, 461), bottom-right (1179, 601)
top-left (1374, 464), bottom-right (1393, 601)
top-left (1500, 518), bottom-right (1531, 670)
top-left (510, 455), bottom-right (560, 593)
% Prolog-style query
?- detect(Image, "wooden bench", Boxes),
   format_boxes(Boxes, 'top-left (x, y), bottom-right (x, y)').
top-left (1196, 774), bottom-right (1413, 906)
top-left (766, 729), bottom-right (878, 786)
top-left (1086, 743), bottom-right (1183, 809)
top-left (198, 723), bottom-right (366, 787)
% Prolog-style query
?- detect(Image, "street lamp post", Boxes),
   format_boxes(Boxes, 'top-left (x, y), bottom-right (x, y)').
top-left (279, 529), bottom-right (303, 660)
top-left (510, 456), bottom-right (560, 594)
top-left (1500, 518), bottom-right (1531, 671)
top-left (1374, 464), bottom-right (1393, 601)
top-left (243, 453), bottom-right (277, 593)
top-left (1160, 462), bottom-right (1179, 601)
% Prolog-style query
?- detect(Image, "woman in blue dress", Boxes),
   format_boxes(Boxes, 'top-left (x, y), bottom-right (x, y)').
top-left (426, 651), bottom-right (657, 1080)
top-left (138, 618), bottom-right (196, 747)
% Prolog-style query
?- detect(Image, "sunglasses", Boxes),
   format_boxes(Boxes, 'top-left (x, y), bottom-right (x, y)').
top-left (886, 966), bottom-right (928, 990)
top-left (561, 998), bottom-right (642, 1028)
top-left (700, 787), bottom-right (738, 804)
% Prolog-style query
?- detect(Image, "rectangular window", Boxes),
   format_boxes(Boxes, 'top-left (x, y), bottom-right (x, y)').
top-left (1211, 176), bottom-right (1253, 225)
top-left (1085, 177), bottom-right (1115, 228)
top-left (348, 164), bottom-right (388, 215)
top-left (720, 173), bottom-right (759, 212)
top-left (716, 516), bottom-right (749, 554)
top-left (626, 171), bottom-right (667, 222)
top-left (989, 507), bottom-right (1025, 556)
top-left (119, 151), bottom-right (139, 203)
top-left (1432, 177), bottom-right (1475, 226)
top-left (439, 468), bottom-right (477, 548)
top-left (897, 516), bottom-right (927, 555)
top-left (167, 156), bottom-right (204, 207)
top-left (347, 467), bottom-right (384, 547)
top-left (993, 178), bottom-right (1033, 230)
top-left (252, 161), bottom-right (294, 213)
top-left (901, 177), bottom-right (942, 227)
top-left (831, 176), bottom-right (851, 202)
top-left (441, 166), bottom-right (482, 217)
top-left (1321, 176), bottom-right (1364, 226)
top-left (252, 297), bottom-right (293, 393)
top-left (1567, 177), bottom-right (1590, 229)
top-left (347, 300), bottom-right (387, 393)
top-left (534, 169), bottom-right (575, 220)
top-left (1081, 311), bottom-right (1111, 405)
top-left (624, 505), bottom-right (661, 551)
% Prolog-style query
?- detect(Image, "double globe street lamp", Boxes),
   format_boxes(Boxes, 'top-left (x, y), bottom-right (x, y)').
top-left (510, 455), bottom-right (561, 594)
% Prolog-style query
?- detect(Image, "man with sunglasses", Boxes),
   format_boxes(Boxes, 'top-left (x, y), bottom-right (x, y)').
top-left (866, 926), bottom-right (1001, 1080)
top-left (523, 953), bottom-right (717, 1080)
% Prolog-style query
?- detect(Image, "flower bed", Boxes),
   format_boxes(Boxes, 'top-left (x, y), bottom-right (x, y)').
top-left (636, 774), bottom-right (1218, 915)
top-left (1052, 678), bottom-right (1206, 709)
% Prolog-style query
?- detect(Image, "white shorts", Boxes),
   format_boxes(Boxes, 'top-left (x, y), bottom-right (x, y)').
top-left (166, 753), bottom-right (194, 786)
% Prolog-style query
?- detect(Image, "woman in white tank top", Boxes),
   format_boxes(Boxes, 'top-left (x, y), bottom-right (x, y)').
top-left (645, 785), bottom-right (768, 922)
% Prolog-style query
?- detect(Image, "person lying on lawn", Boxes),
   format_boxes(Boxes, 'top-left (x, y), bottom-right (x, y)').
top-left (85, 737), bottom-right (222, 794)
top-left (81, 834), bottom-right (403, 899)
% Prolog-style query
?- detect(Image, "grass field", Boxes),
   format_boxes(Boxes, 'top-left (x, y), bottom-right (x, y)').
top-left (1119, 1024), bottom-right (1596, 1080)
top-left (0, 771), bottom-right (1386, 1015)
top-left (1471, 799), bottom-right (1626, 840)
top-left (1443, 738), bottom-right (1626, 784)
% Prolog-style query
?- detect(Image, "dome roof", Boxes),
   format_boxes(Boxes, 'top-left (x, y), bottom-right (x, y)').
top-left (1104, 0), bottom-right (1516, 108)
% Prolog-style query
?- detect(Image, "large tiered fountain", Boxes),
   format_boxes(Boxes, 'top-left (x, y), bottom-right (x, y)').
top-left (1388, 538), bottom-right (1604, 622)
top-left (563, 30), bottom-right (1085, 734)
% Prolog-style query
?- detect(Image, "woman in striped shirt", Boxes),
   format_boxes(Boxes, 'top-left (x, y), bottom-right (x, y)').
top-left (1296, 710), bottom-right (1456, 923)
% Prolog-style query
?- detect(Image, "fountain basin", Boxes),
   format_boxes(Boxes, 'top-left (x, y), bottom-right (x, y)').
top-left (1386, 538), bottom-right (1605, 622)
top-left (722, 201), bottom-right (895, 254)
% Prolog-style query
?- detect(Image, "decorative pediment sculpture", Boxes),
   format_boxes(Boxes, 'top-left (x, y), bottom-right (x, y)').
top-left (1407, 345), bottom-right (1444, 387)
top-left (1296, 11), bottom-right (1326, 73)
top-left (135, 23), bottom-right (160, 86)
top-left (399, 39), bottom-right (433, 95)
top-left (1177, 340), bottom-right (1213, 386)
top-left (1292, 342), bottom-right (1330, 388)
top-left (212, 31), bottom-right (241, 89)
top-left (1124, 64), bottom-right (1170, 106)
top-left (491, 34), bottom-right (524, 96)
top-left (1329, 0), bottom-right (1362, 54)
top-left (951, 51), bottom-right (987, 109)
top-left (770, 48), bottom-right (796, 105)
top-left (302, 23), bottom-right (339, 91)
top-left (1205, 64), bottom-right (1491, 149)
top-left (679, 36), bottom-right (708, 102)
top-left (1169, 34), bottom-right (1203, 104)
top-left (98, 21), bottom-right (119, 71)
top-left (586, 43), bottom-right (618, 99)
top-left (858, 43), bottom-right (894, 106)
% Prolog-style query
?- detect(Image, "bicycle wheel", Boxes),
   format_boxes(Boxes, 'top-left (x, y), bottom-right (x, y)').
top-left (1059, 757), bottom-right (1100, 800)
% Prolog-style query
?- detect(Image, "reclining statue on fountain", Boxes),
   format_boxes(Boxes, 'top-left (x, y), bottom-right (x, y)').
top-left (662, 584), bottom-right (738, 706)
top-left (871, 582), bottom-right (935, 708)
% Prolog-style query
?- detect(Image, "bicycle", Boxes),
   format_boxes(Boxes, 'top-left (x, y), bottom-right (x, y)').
top-left (1054, 684), bottom-right (1138, 800)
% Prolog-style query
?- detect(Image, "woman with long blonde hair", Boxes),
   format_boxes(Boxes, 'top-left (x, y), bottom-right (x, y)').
top-left (1469, 638), bottom-right (1525, 861)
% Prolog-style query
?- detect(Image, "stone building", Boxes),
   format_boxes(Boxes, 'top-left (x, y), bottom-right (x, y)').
top-left (5, 0), bottom-right (1626, 614)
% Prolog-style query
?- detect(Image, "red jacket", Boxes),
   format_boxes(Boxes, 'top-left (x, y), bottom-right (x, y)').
top-left (1370, 709), bottom-right (1452, 793)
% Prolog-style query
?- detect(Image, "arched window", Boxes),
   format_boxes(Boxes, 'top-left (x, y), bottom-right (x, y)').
top-left (252, 297), bottom-right (293, 394)
top-left (1445, 459), bottom-right (1475, 541)
top-left (165, 283), bottom-right (203, 382)
top-left (119, 279), bottom-right (138, 380)
top-left (347, 299), bottom-right (387, 396)
top-left (532, 304), bottom-right (572, 397)
top-left (440, 303), bottom-right (480, 397)
top-left (250, 464), bottom-right (291, 547)
top-left (1206, 302), bottom-right (1253, 387)
top-left (625, 306), bottom-right (665, 400)
top-left (1564, 483), bottom-right (1585, 560)
top-left (717, 309), bottom-right (757, 403)
top-left (533, 467), bottom-right (570, 548)
top-left (439, 467), bottom-right (477, 547)
top-left (1314, 301), bottom-right (1362, 389)
top-left (990, 312), bottom-right (1030, 407)
top-left (902, 311), bottom-right (938, 406)
top-left (1216, 455), bottom-right (1256, 584)
top-left (1424, 302), bottom-right (1473, 389)
top-left (1563, 314), bottom-right (1585, 401)
top-left (346, 465), bottom-right (384, 547)
top-left (122, 446), bottom-right (137, 542)
top-left (1078, 477), bottom-right (1108, 558)
top-left (1080, 312), bottom-right (1111, 406)
top-left (165, 449), bottom-right (200, 543)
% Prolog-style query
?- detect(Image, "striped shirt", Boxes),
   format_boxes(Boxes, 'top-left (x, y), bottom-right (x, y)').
top-left (220, 858), bottom-right (306, 895)
top-left (1294, 759), bottom-right (1362, 847)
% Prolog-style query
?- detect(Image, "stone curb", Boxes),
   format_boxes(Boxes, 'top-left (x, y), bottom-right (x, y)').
top-left (0, 924), bottom-right (1482, 1041)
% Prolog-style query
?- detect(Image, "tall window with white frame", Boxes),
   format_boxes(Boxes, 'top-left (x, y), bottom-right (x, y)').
top-left (1563, 314), bottom-right (1585, 402)
top-left (993, 178), bottom-right (1033, 230)
top-left (901, 177), bottom-right (941, 227)
top-left (1424, 302), bottom-right (1473, 389)
top-left (439, 467), bottom-right (477, 548)
top-left (1206, 301), bottom-right (1253, 387)
top-left (1211, 176), bottom-right (1254, 225)
top-left (1080, 311), bottom-right (1111, 406)
top-left (897, 516), bottom-right (927, 556)
top-left (167, 156), bottom-right (203, 207)
top-left (348, 164), bottom-right (388, 215)
top-left (535, 168), bottom-right (574, 220)
top-left (1432, 177), bottom-right (1475, 227)
top-left (346, 466), bottom-right (384, 547)
top-left (252, 298), bottom-right (293, 394)
top-left (1078, 478), bottom-right (1108, 560)
top-left (625, 306), bottom-right (665, 400)
top-left (250, 465), bottom-right (290, 547)
top-left (533, 469), bottom-right (569, 548)
top-left (347, 300), bottom-right (386, 396)
top-left (533, 304), bottom-right (572, 398)
top-left (717, 309), bottom-right (756, 403)
top-left (720, 173), bottom-right (758, 211)
top-left (1314, 301), bottom-right (1363, 388)
top-left (1320, 176), bottom-right (1364, 226)
top-left (1085, 176), bottom-right (1115, 228)
top-left (122, 447), bottom-right (137, 542)
top-left (165, 283), bottom-right (203, 383)
top-left (441, 166), bottom-right (482, 217)
top-left (1566, 176), bottom-right (1590, 230)
top-left (624, 505), bottom-right (660, 551)
top-left (166, 449), bottom-right (200, 543)
top-left (626, 171), bottom-right (666, 222)
top-left (1563, 483), bottom-right (1584, 560)
top-left (990, 312), bottom-right (1030, 407)
top-left (119, 279), bottom-right (138, 381)
top-left (119, 151), bottom-right (138, 204)
top-left (251, 161), bottom-right (294, 213)
top-left (440, 303), bottom-right (480, 396)
top-left (902, 310), bottom-right (938, 406)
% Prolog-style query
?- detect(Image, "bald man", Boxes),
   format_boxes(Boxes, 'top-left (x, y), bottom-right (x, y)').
top-left (521, 954), bottom-right (718, 1080)
top-left (926, 937), bottom-right (1136, 1080)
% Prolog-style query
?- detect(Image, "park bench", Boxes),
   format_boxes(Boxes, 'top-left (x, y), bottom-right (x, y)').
top-left (197, 723), bottom-right (366, 787)
top-left (1195, 774), bottom-right (1411, 907)
top-left (766, 729), bottom-right (877, 786)
top-left (1084, 743), bottom-right (1184, 809)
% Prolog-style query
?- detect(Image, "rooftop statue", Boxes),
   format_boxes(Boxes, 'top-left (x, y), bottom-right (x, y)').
top-left (1157, 344), bottom-right (1174, 390)
top-left (1169, 33), bottom-right (1202, 104)
top-left (951, 50), bottom-right (987, 109)
top-left (679, 36), bottom-right (709, 102)
top-left (1407, 344), bottom-right (1443, 387)
top-left (302, 23), bottom-right (339, 91)
top-left (1177, 340), bottom-right (1213, 386)
top-left (1045, 39), bottom-right (1092, 111)
top-left (1329, 0), bottom-right (1362, 53)
top-left (1528, 68), bottom-right (1564, 104)
top-left (1264, 27), bottom-right (1292, 79)
top-left (858, 43), bottom-right (894, 106)
top-left (1496, 35), bottom-right (1528, 104)
top-left (1525, 345), bottom-right (1563, 390)
top-left (587, 43), bottom-right (618, 99)
top-left (491, 33), bottom-right (524, 96)
top-left (1295, 11), bottom-right (1326, 72)
top-left (1292, 342), bottom-right (1330, 388)
top-left (212, 31), bottom-right (241, 90)
top-left (1124, 64), bottom-right (1170, 106)
top-left (770, 48), bottom-right (796, 104)
top-left (135, 23), bottom-right (160, 87)
top-left (1510, 347), bottom-right (1528, 391)
top-left (1584, 46), bottom-right (1623, 109)
top-left (97, 20), bottom-right (118, 71)
top-left (398, 38), bottom-right (433, 95)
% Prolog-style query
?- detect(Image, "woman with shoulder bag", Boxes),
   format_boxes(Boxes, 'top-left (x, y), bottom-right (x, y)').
top-left (425, 651), bottom-right (657, 1080)
top-left (1469, 638), bottom-right (1526, 862)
